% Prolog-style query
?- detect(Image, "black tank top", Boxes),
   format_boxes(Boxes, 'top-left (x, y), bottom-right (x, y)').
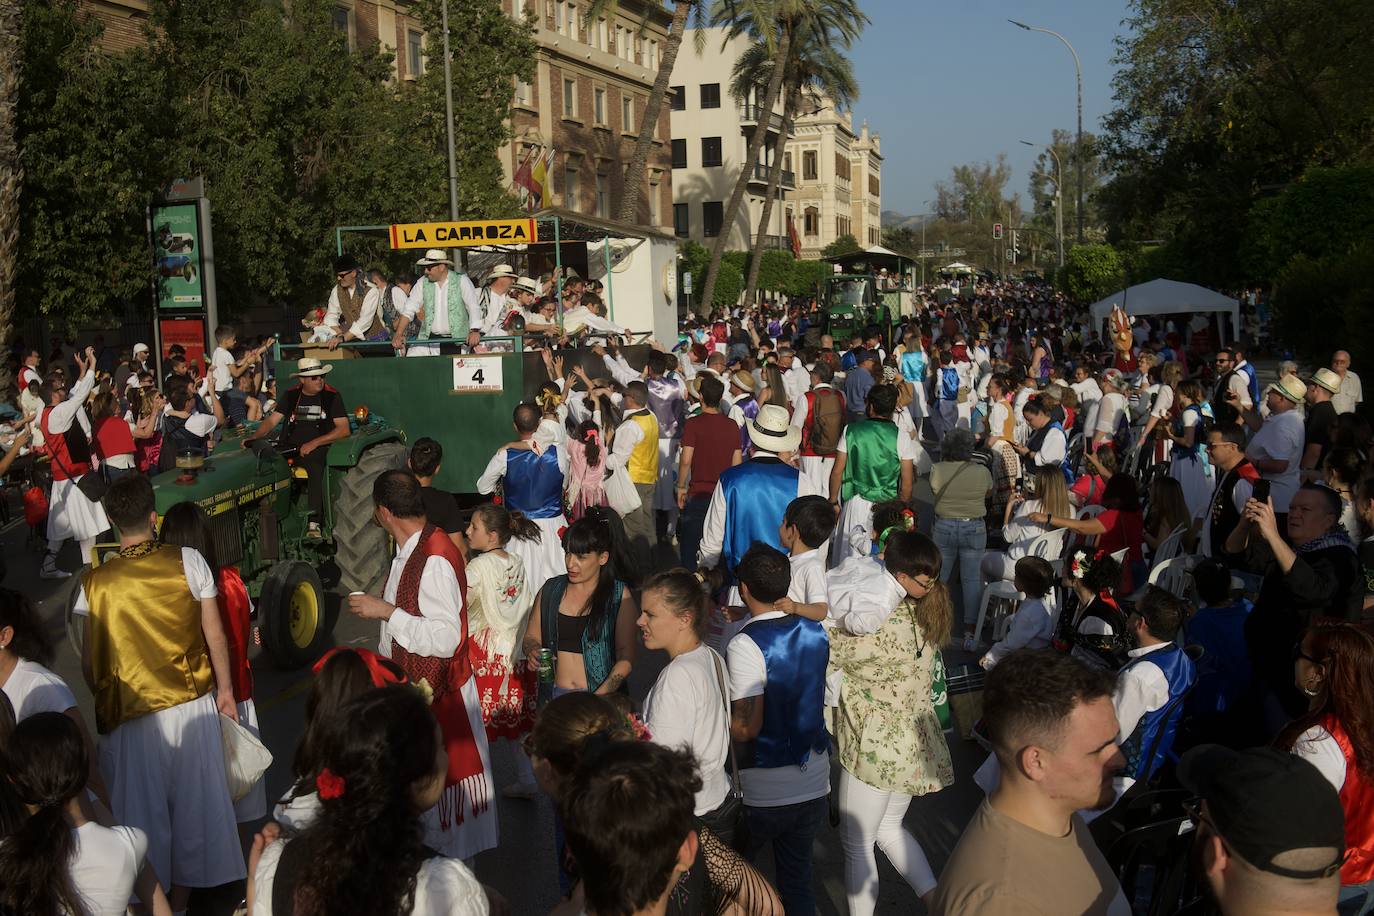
top-left (556, 612), bottom-right (590, 655)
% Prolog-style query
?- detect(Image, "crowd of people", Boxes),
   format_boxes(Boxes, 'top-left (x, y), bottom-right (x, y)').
top-left (3, 265), bottom-right (1374, 916)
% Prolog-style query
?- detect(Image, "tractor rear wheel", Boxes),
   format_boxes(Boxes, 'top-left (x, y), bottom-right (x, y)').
top-left (332, 441), bottom-right (407, 594)
top-left (259, 560), bottom-right (327, 669)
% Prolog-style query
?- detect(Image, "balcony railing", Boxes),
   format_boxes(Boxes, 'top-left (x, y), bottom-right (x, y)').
top-left (738, 104), bottom-right (795, 136)
top-left (750, 163), bottom-right (796, 188)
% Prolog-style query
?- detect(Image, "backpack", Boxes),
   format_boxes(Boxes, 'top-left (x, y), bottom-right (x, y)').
top-left (803, 388), bottom-right (845, 456)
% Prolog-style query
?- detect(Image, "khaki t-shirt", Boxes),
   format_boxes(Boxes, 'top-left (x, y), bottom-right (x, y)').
top-left (931, 799), bottom-right (1130, 916)
top-left (930, 460), bottom-right (993, 521)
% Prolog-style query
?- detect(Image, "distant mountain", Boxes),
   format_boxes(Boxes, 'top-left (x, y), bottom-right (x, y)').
top-left (881, 210), bottom-right (927, 230)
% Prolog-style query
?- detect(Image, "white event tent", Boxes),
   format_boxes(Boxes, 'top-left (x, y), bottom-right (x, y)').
top-left (1088, 278), bottom-right (1240, 341)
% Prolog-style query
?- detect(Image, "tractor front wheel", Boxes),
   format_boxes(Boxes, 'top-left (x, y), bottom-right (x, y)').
top-left (332, 441), bottom-right (408, 594)
top-left (259, 560), bottom-right (327, 669)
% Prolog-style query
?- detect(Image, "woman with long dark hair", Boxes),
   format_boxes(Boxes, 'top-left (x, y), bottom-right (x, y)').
top-left (1276, 621), bottom-right (1374, 912)
top-left (1029, 472), bottom-right (1146, 591)
top-left (522, 508), bottom-right (639, 696)
top-left (250, 687), bottom-right (489, 916)
top-left (159, 500), bottom-right (265, 826)
top-left (0, 712), bottom-right (165, 916)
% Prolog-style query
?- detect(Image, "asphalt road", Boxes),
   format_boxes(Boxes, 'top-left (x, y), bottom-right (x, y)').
top-left (9, 475), bottom-right (987, 916)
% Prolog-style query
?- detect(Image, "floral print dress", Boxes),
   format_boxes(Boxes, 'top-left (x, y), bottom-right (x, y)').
top-left (829, 599), bottom-right (955, 796)
top-left (467, 551), bottom-right (537, 740)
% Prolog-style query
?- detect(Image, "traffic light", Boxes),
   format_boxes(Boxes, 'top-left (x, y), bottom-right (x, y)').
top-left (992, 223), bottom-right (1003, 240)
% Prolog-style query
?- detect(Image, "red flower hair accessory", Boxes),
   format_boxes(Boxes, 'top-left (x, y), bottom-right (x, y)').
top-left (316, 768), bottom-right (346, 800)
top-left (626, 712), bottom-right (652, 742)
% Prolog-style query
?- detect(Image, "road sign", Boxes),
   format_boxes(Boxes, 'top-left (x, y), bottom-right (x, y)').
top-left (683, 271), bottom-right (693, 295)
top-left (389, 218), bottom-right (539, 249)
top-left (918, 248), bottom-right (965, 258)
top-left (993, 223), bottom-right (1003, 240)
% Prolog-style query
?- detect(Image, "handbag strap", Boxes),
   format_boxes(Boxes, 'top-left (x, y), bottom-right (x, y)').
top-left (934, 460), bottom-right (973, 507)
top-left (709, 648), bottom-right (742, 796)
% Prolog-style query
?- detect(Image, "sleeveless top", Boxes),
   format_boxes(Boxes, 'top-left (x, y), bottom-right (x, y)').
top-left (539, 575), bottom-right (626, 691)
top-left (841, 420), bottom-right (900, 503)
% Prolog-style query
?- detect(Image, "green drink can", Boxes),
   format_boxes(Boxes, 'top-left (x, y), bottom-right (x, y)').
top-left (537, 648), bottom-right (555, 685)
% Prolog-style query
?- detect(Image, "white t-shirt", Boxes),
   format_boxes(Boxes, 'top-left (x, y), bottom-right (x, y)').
top-left (252, 839), bottom-right (488, 916)
top-left (70, 822), bottom-right (147, 916)
top-left (1149, 384), bottom-right (1175, 420)
top-left (2, 657), bottom-right (78, 721)
top-left (1093, 392), bottom-right (1128, 438)
top-left (643, 644), bottom-right (731, 816)
top-left (1246, 410), bottom-right (1305, 512)
top-left (211, 346), bottom-right (235, 393)
top-left (74, 546), bottom-right (218, 614)
top-left (726, 612), bottom-right (830, 807)
top-left (787, 549), bottom-right (828, 608)
top-left (1292, 725), bottom-right (1347, 791)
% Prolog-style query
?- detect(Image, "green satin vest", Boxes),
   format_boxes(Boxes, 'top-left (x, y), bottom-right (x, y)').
top-left (841, 420), bottom-right (900, 503)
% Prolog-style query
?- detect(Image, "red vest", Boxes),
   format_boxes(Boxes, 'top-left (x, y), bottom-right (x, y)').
top-left (799, 386), bottom-right (844, 458)
top-left (1324, 716), bottom-right (1374, 884)
top-left (41, 406), bottom-right (92, 480)
top-left (217, 567), bottom-right (254, 703)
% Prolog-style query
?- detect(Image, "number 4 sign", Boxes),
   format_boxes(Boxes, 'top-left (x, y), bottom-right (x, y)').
top-left (452, 355), bottom-right (504, 393)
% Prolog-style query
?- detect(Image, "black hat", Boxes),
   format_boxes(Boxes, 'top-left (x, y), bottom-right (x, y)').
top-left (1178, 745), bottom-right (1345, 880)
top-left (333, 254), bottom-right (360, 275)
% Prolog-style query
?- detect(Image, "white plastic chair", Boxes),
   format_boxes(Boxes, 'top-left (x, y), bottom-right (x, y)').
top-left (1151, 524), bottom-right (1189, 567)
top-left (1147, 556), bottom-right (1193, 599)
top-left (1078, 504), bottom-right (1107, 520)
top-left (972, 528), bottom-right (1068, 647)
top-left (973, 580), bottom-right (1022, 649)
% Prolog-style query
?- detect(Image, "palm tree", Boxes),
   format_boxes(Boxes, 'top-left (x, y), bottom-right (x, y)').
top-left (696, 0), bottom-right (864, 314)
top-left (732, 27), bottom-right (855, 309)
top-left (584, 0), bottom-right (709, 227)
top-left (0, 0), bottom-right (20, 399)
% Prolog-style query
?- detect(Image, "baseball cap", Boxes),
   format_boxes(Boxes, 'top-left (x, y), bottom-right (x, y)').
top-left (1178, 745), bottom-right (1345, 879)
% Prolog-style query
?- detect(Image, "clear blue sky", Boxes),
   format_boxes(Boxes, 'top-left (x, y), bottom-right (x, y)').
top-left (847, 0), bottom-right (1134, 216)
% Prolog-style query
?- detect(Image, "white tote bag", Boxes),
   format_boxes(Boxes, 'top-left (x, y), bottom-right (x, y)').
top-left (603, 466), bottom-right (641, 517)
top-left (220, 712), bottom-right (273, 802)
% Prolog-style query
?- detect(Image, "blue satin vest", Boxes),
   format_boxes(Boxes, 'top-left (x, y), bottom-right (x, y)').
top-left (503, 447), bottom-right (564, 519)
top-left (718, 460), bottom-right (798, 573)
top-left (646, 376), bottom-right (686, 439)
top-left (738, 615), bottom-right (829, 771)
top-left (1122, 644), bottom-right (1196, 781)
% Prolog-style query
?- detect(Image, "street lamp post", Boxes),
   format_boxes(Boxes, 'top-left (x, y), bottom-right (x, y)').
top-left (1021, 140), bottom-right (1064, 267)
top-left (1009, 19), bottom-right (1083, 245)
top-left (441, 0), bottom-right (460, 222)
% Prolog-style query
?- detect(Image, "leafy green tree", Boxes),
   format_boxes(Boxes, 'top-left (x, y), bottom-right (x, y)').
top-left (821, 234), bottom-right (860, 258)
top-left (1058, 243), bottom-right (1123, 302)
top-left (0, 0), bottom-right (20, 393)
top-left (711, 259), bottom-right (743, 307)
top-left (1025, 128), bottom-right (1105, 246)
top-left (784, 257), bottom-right (830, 298)
top-left (755, 249), bottom-right (794, 293)
top-left (934, 154), bottom-right (1021, 225)
top-left (1271, 243), bottom-right (1374, 367)
top-left (1242, 165), bottom-right (1374, 282)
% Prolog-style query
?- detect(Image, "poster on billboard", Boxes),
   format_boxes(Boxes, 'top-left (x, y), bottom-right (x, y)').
top-left (150, 203), bottom-right (204, 309)
top-left (159, 316), bottom-right (207, 376)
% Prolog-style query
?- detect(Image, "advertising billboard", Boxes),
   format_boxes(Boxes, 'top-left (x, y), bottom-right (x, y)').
top-left (151, 202), bottom-right (204, 310)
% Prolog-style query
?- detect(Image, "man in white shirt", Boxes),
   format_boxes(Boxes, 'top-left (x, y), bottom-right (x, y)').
top-left (1113, 588), bottom-right (1195, 796)
top-left (1070, 365), bottom-right (1103, 419)
top-left (777, 346), bottom-right (810, 413)
top-left (394, 249), bottom-right (484, 357)
top-left (1090, 369), bottom-right (1129, 451)
top-left (1331, 350), bottom-right (1362, 415)
top-left (477, 264), bottom-right (518, 336)
top-left (1011, 397), bottom-right (1067, 475)
top-left (348, 470), bottom-right (496, 860)
top-left (322, 255), bottom-right (384, 347)
top-left (1241, 375), bottom-right (1306, 518)
top-left (38, 349), bottom-right (109, 579)
top-left (726, 544), bottom-right (829, 916)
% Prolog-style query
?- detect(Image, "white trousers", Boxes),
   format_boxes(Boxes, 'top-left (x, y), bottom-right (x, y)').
top-left (838, 768), bottom-right (937, 915)
top-left (798, 455), bottom-right (834, 500)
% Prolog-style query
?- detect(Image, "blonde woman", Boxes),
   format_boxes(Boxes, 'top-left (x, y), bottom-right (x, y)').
top-left (982, 466), bottom-right (1074, 583)
top-left (1140, 360), bottom-right (1184, 466)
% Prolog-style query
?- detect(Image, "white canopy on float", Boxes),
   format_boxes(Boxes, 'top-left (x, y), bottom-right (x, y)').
top-left (1088, 278), bottom-right (1240, 341)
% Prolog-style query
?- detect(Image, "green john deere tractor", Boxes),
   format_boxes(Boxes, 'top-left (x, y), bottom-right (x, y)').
top-left (821, 273), bottom-right (894, 345)
top-left (68, 415), bottom-right (407, 670)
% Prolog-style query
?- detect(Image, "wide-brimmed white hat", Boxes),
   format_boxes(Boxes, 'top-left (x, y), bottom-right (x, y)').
top-left (291, 357), bottom-right (333, 378)
top-left (1308, 367), bottom-right (1342, 395)
top-left (486, 264), bottom-right (516, 283)
top-left (514, 276), bottom-right (540, 296)
top-left (748, 404), bottom-right (801, 454)
top-left (415, 249), bottom-right (454, 268)
top-left (1266, 374), bottom-right (1306, 404)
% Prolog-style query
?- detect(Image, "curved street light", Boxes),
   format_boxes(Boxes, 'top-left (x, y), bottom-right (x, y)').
top-left (1009, 19), bottom-right (1083, 246)
top-left (1021, 140), bottom-right (1065, 267)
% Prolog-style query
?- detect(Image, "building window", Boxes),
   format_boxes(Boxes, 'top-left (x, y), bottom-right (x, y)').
top-left (594, 17), bottom-right (608, 51)
top-left (670, 85), bottom-right (685, 111)
top-left (648, 177), bottom-right (661, 225)
top-left (836, 216), bottom-right (850, 237)
top-left (556, 0), bottom-right (578, 39)
top-left (563, 77), bottom-right (578, 118)
top-left (621, 94), bottom-right (634, 133)
top-left (835, 153), bottom-right (851, 181)
top-left (699, 83), bottom-right (720, 109)
top-left (804, 206), bottom-right (819, 236)
top-left (783, 152), bottom-right (792, 173)
top-left (645, 39), bottom-right (658, 71)
top-left (673, 202), bottom-right (689, 237)
top-left (802, 150), bottom-right (818, 181)
top-left (671, 138), bottom-right (687, 169)
top-left (701, 137), bottom-right (722, 168)
top-left (702, 201), bottom-right (723, 237)
top-left (869, 174), bottom-right (880, 196)
top-left (564, 162), bottom-right (580, 208)
top-left (595, 171), bottom-right (609, 217)
top-left (406, 30), bottom-right (424, 77)
top-left (514, 78), bottom-right (532, 106)
top-left (593, 87), bottom-right (607, 126)
top-left (331, 6), bottom-right (353, 50)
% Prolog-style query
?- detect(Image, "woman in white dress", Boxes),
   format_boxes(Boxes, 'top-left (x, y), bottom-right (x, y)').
top-left (250, 686), bottom-right (491, 916)
top-left (0, 712), bottom-right (167, 916)
top-left (1163, 380), bottom-right (1213, 519)
top-left (464, 504), bottom-right (540, 798)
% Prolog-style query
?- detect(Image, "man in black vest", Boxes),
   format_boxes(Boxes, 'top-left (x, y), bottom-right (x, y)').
top-left (1202, 425), bottom-right (1258, 563)
top-left (1212, 349), bottom-right (1251, 427)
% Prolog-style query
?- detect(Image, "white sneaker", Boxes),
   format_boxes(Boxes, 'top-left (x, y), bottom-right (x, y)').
top-left (40, 563), bottom-right (71, 580)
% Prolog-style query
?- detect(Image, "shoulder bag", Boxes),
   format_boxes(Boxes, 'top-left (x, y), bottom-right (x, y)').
top-left (697, 648), bottom-right (744, 850)
top-left (49, 432), bottom-right (109, 504)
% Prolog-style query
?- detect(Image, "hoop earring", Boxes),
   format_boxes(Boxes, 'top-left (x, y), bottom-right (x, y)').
top-left (1303, 681), bottom-right (1322, 697)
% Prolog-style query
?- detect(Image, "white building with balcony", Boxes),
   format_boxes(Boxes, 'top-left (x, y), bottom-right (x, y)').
top-left (785, 105), bottom-right (882, 259)
top-left (668, 27), bottom-right (795, 252)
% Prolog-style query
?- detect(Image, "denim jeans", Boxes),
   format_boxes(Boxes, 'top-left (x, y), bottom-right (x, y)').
top-left (932, 518), bottom-right (987, 628)
top-left (742, 796), bottom-right (827, 915)
top-left (677, 494), bottom-right (711, 570)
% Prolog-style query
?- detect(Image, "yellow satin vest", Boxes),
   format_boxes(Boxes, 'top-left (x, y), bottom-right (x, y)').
top-left (82, 544), bottom-right (213, 734)
top-left (626, 410), bottom-right (660, 485)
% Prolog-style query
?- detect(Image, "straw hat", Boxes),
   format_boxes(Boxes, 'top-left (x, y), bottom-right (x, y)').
top-left (1266, 374), bottom-right (1306, 404)
top-left (729, 369), bottom-right (757, 393)
top-left (748, 404), bottom-right (801, 453)
top-left (514, 276), bottom-right (540, 296)
top-left (1307, 367), bottom-right (1342, 395)
top-left (486, 264), bottom-right (516, 283)
top-left (415, 249), bottom-right (453, 268)
top-left (290, 357), bottom-right (333, 378)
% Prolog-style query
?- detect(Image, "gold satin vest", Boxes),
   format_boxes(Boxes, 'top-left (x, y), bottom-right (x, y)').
top-left (82, 544), bottom-right (213, 734)
top-left (626, 410), bottom-right (660, 485)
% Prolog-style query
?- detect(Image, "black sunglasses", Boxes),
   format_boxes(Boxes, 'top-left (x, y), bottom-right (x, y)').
top-left (1293, 641), bottom-right (1322, 665)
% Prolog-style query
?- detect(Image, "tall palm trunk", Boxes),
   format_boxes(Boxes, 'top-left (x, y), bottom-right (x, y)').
top-left (616, 1), bottom-right (692, 226)
top-left (740, 84), bottom-right (797, 309)
top-left (0, 0), bottom-right (20, 400)
top-left (698, 20), bottom-right (792, 314)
